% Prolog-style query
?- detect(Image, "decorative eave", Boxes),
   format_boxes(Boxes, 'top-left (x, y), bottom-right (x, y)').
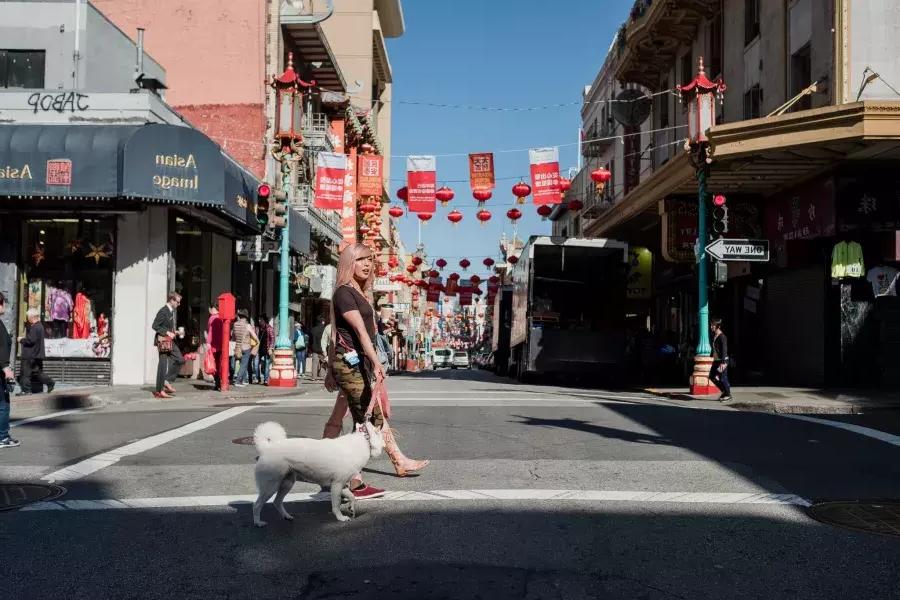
top-left (585, 100), bottom-right (900, 238)
top-left (615, 0), bottom-right (719, 89)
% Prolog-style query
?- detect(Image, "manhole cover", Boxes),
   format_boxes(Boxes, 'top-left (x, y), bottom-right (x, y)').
top-left (806, 500), bottom-right (900, 537)
top-left (232, 436), bottom-right (255, 445)
top-left (0, 483), bottom-right (66, 511)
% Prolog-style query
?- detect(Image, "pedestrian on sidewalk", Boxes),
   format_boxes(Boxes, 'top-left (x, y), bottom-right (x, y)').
top-left (233, 310), bottom-right (257, 387)
top-left (18, 308), bottom-right (54, 395)
top-left (309, 315), bottom-right (326, 379)
top-left (248, 318), bottom-right (261, 384)
top-left (258, 315), bottom-right (274, 385)
top-left (709, 317), bottom-right (732, 401)
top-left (293, 320), bottom-right (307, 379)
top-left (152, 292), bottom-right (183, 399)
top-left (324, 243), bottom-right (428, 500)
top-left (0, 292), bottom-right (20, 449)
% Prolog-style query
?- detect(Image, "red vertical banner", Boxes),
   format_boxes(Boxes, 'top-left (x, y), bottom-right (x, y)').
top-left (459, 284), bottom-right (473, 306)
top-left (406, 155), bottom-right (437, 213)
top-left (426, 276), bottom-right (442, 303)
top-left (357, 154), bottom-right (384, 197)
top-left (314, 152), bottom-right (347, 210)
top-left (468, 152), bottom-right (495, 192)
top-left (340, 146), bottom-right (358, 250)
top-left (528, 147), bottom-right (561, 205)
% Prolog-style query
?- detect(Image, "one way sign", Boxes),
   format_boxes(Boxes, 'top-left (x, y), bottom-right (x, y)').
top-left (705, 238), bottom-right (770, 262)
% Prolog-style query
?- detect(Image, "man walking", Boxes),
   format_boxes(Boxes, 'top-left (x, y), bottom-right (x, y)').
top-left (293, 320), bottom-right (307, 378)
top-left (0, 292), bottom-right (19, 449)
top-left (152, 292), bottom-right (183, 399)
top-left (709, 317), bottom-right (732, 401)
top-left (309, 315), bottom-right (327, 380)
top-left (19, 309), bottom-right (54, 395)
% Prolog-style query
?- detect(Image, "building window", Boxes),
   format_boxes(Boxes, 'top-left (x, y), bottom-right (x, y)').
top-left (658, 78), bottom-right (670, 127)
top-left (790, 44), bottom-right (812, 112)
top-left (743, 85), bottom-right (763, 119)
top-left (709, 9), bottom-right (723, 78)
top-left (680, 50), bottom-right (694, 87)
top-left (0, 50), bottom-right (45, 88)
top-left (744, 0), bottom-right (760, 45)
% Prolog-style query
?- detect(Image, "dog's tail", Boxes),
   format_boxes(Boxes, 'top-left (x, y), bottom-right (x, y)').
top-left (253, 421), bottom-right (287, 452)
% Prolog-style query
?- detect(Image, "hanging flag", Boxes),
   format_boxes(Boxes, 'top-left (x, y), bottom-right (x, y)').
top-left (468, 152), bottom-right (495, 192)
top-left (340, 146), bottom-right (358, 250)
top-left (314, 152), bottom-right (347, 210)
top-left (406, 155), bottom-right (437, 213)
top-left (528, 147), bottom-right (561, 205)
top-left (357, 154), bottom-right (384, 197)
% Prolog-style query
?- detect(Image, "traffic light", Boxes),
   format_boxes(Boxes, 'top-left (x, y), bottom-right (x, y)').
top-left (711, 194), bottom-right (729, 237)
top-left (269, 189), bottom-right (287, 229)
top-left (256, 183), bottom-right (271, 229)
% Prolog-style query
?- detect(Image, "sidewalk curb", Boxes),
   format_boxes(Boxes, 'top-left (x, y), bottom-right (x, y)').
top-left (642, 388), bottom-right (900, 415)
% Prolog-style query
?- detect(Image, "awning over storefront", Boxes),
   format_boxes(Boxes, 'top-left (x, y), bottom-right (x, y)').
top-left (0, 123), bottom-right (261, 232)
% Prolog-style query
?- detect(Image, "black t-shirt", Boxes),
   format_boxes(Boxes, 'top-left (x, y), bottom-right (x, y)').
top-left (332, 285), bottom-right (375, 354)
top-left (712, 332), bottom-right (728, 362)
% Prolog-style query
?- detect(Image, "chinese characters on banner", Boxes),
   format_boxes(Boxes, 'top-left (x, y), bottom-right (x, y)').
top-left (313, 152), bottom-right (347, 210)
top-left (406, 155), bottom-right (437, 213)
top-left (340, 146), bottom-right (358, 249)
top-left (357, 154), bottom-right (384, 197)
top-left (459, 283), bottom-right (473, 306)
top-left (528, 147), bottom-right (561, 205)
top-left (468, 152), bottom-right (495, 192)
top-left (444, 278), bottom-right (458, 297)
top-left (426, 276), bottom-right (442, 303)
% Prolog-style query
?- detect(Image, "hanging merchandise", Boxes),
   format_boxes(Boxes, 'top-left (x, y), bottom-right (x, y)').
top-left (469, 153), bottom-right (496, 192)
top-left (85, 243), bottom-right (110, 264)
top-left (32, 244), bottom-right (45, 266)
top-left (357, 153), bottom-right (384, 197)
top-left (407, 155), bottom-right (437, 213)
top-left (314, 152), bottom-right (348, 210)
top-left (528, 147), bottom-right (561, 205)
top-left (72, 291), bottom-right (91, 339)
top-left (866, 265), bottom-right (899, 297)
top-left (831, 240), bottom-right (865, 278)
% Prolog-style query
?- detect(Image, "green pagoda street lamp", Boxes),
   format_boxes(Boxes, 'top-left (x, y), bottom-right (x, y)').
top-left (677, 57), bottom-right (726, 395)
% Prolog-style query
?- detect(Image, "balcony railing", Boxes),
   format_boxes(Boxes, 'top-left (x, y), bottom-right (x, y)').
top-left (292, 183), bottom-right (342, 243)
top-left (302, 112), bottom-right (331, 150)
top-left (581, 121), bottom-right (617, 159)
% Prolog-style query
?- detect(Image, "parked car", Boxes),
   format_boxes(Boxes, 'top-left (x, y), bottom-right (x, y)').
top-left (432, 348), bottom-right (452, 369)
top-left (452, 351), bottom-right (470, 369)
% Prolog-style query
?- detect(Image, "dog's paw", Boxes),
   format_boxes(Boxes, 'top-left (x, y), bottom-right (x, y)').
top-left (335, 514), bottom-right (351, 522)
top-left (254, 520), bottom-right (268, 528)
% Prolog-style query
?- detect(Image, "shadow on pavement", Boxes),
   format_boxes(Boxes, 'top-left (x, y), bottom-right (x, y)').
top-left (3, 502), bottom-right (900, 599)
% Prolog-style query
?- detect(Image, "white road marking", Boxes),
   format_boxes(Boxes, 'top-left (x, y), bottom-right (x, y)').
top-left (40, 406), bottom-right (256, 483)
top-left (20, 489), bottom-right (810, 511)
top-left (269, 397), bottom-right (634, 405)
top-left (782, 414), bottom-right (900, 447)
top-left (11, 409), bottom-right (85, 427)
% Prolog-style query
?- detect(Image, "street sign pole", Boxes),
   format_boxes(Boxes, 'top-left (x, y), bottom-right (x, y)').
top-left (696, 166), bottom-right (711, 358)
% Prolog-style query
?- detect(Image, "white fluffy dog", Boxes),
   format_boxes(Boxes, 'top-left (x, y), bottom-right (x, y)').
top-left (252, 421), bottom-right (384, 527)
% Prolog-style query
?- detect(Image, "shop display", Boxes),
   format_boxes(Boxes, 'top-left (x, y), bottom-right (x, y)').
top-left (866, 265), bottom-right (899, 297)
top-left (830, 240), bottom-right (864, 278)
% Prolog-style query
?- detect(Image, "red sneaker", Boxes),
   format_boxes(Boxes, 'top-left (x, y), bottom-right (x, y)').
top-left (351, 484), bottom-right (386, 500)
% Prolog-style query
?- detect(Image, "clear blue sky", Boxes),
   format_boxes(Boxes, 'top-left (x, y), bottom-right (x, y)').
top-left (387, 0), bottom-right (632, 275)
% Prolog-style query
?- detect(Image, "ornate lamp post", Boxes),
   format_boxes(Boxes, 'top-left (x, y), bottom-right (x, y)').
top-left (268, 52), bottom-right (314, 387)
top-left (678, 57), bottom-right (725, 395)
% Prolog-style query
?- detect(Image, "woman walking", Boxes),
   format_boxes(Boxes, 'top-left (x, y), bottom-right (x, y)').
top-left (324, 243), bottom-right (428, 499)
top-left (232, 310), bottom-right (257, 387)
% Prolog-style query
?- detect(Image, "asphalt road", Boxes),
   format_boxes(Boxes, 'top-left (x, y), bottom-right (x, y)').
top-left (3, 369), bottom-right (900, 600)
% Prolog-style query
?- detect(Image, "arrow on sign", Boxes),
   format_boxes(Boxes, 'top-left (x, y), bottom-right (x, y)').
top-left (705, 238), bottom-right (770, 262)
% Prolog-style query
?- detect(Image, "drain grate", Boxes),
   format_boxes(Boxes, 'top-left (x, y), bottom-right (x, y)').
top-left (0, 483), bottom-right (66, 511)
top-left (806, 500), bottom-right (900, 537)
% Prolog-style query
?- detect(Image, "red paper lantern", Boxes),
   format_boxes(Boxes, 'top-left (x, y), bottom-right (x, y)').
top-left (436, 186), bottom-right (455, 206)
top-left (388, 205), bottom-right (404, 218)
top-left (359, 201), bottom-right (378, 214)
top-left (506, 207), bottom-right (523, 223)
top-left (537, 205), bottom-right (553, 219)
top-left (459, 258), bottom-right (470, 270)
top-left (418, 212), bottom-right (433, 223)
top-left (406, 264), bottom-right (417, 274)
top-left (473, 189), bottom-right (492, 203)
top-left (412, 256), bottom-right (423, 266)
top-left (429, 269), bottom-right (439, 278)
top-left (388, 254), bottom-right (399, 268)
top-left (512, 181), bottom-right (531, 204)
top-left (508, 255), bottom-right (519, 265)
top-left (397, 186), bottom-right (409, 201)
top-left (568, 199), bottom-right (584, 211)
top-left (483, 258), bottom-right (495, 268)
top-left (559, 177), bottom-right (572, 192)
top-left (590, 167), bottom-right (611, 194)
top-left (489, 275), bottom-right (500, 284)
top-left (470, 275), bottom-right (481, 285)
top-left (447, 210), bottom-right (463, 225)
top-left (359, 224), bottom-right (371, 235)
top-left (448, 272), bottom-right (461, 281)
top-left (377, 266), bottom-right (388, 277)
top-left (476, 209), bottom-right (492, 225)
top-left (436, 258), bottom-right (447, 270)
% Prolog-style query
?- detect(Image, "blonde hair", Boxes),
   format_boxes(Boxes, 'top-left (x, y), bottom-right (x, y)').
top-left (330, 243), bottom-right (375, 348)
top-left (26, 308), bottom-right (40, 319)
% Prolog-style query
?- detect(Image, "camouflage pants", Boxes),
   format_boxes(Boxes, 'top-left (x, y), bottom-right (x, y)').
top-left (331, 354), bottom-right (384, 428)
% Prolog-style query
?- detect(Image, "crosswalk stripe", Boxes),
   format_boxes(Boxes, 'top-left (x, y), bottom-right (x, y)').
top-left (20, 489), bottom-right (810, 511)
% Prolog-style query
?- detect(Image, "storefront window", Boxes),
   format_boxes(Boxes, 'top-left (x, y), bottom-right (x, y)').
top-left (20, 218), bottom-right (115, 359)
